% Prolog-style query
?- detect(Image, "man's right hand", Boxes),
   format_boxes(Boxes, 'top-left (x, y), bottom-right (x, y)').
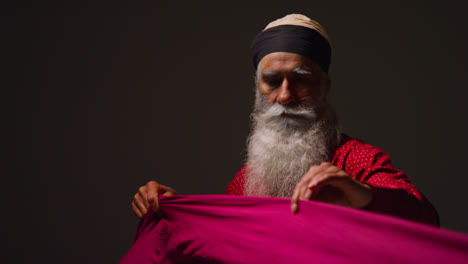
top-left (131, 181), bottom-right (177, 219)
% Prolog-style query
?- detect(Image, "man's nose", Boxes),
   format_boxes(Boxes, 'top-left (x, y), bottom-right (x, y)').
top-left (276, 78), bottom-right (295, 105)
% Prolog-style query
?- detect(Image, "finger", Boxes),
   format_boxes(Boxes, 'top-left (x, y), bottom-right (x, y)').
top-left (291, 187), bottom-right (300, 213)
top-left (297, 180), bottom-right (310, 201)
top-left (146, 180), bottom-right (162, 193)
top-left (304, 164), bottom-right (325, 178)
top-left (292, 165), bottom-right (326, 213)
top-left (131, 201), bottom-right (143, 219)
top-left (162, 186), bottom-right (177, 196)
top-left (307, 170), bottom-right (336, 189)
top-left (149, 196), bottom-right (160, 216)
top-left (308, 172), bottom-right (336, 201)
top-left (138, 186), bottom-right (150, 208)
top-left (308, 173), bottom-right (345, 191)
top-left (307, 176), bottom-right (322, 189)
top-left (309, 174), bottom-right (346, 202)
top-left (148, 195), bottom-right (159, 213)
top-left (146, 181), bottom-right (160, 204)
top-left (165, 191), bottom-right (176, 196)
top-left (316, 163), bottom-right (340, 179)
top-left (303, 164), bottom-right (329, 183)
top-left (134, 193), bottom-right (148, 216)
top-left (296, 168), bottom-right (317, 191)
top-left (306, 172), bottom-right (332, 200)
top-left (304, 188), bottom-right (313, 201)
top-left (146, 188), bottom-right (160, 214)
top-left (292, 178), bottom-right (312, 213)
top-left (306, 171), bottom-right (323, 189)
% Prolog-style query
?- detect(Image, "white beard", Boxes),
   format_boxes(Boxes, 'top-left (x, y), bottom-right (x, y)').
top-left (244, 91), bottom-right (341, 197)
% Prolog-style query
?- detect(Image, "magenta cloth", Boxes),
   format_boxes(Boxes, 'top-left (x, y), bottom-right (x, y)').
top-left (120, 195), bottom-right (468, 264)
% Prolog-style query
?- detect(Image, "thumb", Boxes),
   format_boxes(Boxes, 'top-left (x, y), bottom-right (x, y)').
top-left (147, 193), bottom-right (161, 215)
top-left (164, 186), bottom-right (177, 196)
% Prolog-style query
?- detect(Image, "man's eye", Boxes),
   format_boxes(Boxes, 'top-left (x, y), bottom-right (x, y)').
top-left (292, 76), bottom-right (304, 84)
top-left (294, 75), bottom-right (312, 83)
top-left (264, 78), bottom-right (282, 87)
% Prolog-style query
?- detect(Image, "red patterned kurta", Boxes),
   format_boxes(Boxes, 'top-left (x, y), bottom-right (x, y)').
top-left (226, 135), bottom-right (439, 226)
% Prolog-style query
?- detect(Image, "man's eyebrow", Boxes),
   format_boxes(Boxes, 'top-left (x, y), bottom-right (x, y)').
top-left (261, 71), bottom-right (280, 78)
top-left (291, 67), bottom-right (313, 75)
top-left (261, 67), bottom-right (313, 78)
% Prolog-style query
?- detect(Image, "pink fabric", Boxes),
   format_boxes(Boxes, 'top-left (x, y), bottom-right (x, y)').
top-left (120, 195), bottom-right (468, 264)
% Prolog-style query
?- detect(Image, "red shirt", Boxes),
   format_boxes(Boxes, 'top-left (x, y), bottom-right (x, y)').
top-left (226, 135), bottom-right (439, 226)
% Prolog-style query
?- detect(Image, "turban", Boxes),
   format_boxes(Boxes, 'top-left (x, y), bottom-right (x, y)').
top-left (251, 14), bottom-right (332, 73)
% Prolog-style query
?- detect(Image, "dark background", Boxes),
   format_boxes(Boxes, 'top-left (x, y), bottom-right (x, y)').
top-left (8, 1), bottom-right (468, 263)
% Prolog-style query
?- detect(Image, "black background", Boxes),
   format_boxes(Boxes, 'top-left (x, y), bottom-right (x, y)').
top-left (8, 1), bottom-right (468, 263)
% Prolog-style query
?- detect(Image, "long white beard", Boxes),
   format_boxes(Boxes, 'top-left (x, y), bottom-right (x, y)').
top-left (245, 92), bottom-right (341, 197)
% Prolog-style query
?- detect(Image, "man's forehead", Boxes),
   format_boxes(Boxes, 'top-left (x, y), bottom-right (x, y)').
top-left (260, 52), bottom-right (318, 73)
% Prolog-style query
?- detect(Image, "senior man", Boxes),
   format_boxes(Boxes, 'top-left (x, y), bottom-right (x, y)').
top-left (131, 14), bottom-right (439, 225)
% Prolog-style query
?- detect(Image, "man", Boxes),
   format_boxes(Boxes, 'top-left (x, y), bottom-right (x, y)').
top-left (131, 14), bottom-right (439, 225)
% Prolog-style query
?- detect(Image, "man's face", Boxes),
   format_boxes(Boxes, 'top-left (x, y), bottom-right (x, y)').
top-left (257, 52), bottom-right (330, 106)
top-left (247, 53), bottom-right (338, 197)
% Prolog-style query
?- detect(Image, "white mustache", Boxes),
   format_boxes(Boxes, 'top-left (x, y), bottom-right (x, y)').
top-left (261, 103), bottom-right (317, 121)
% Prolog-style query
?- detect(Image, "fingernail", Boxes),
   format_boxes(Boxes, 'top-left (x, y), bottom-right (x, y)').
top-left (291, 203), bottom-right (298, 214)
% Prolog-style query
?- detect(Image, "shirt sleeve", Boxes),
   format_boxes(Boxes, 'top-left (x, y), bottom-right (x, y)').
top-left (333, 138), bottom-right (439, 226)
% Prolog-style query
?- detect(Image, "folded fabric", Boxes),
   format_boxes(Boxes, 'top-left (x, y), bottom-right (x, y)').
top-left (120, 195), bottom-right (468, 264)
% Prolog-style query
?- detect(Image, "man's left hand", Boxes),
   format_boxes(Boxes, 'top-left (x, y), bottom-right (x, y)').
top-left (291, 162), bottom-right (373, 213)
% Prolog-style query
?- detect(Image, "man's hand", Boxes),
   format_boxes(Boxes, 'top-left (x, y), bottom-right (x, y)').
top-left (291, 162), bottom-right (373, 213)
top-left (131, 181), bottom-right (177, 219)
